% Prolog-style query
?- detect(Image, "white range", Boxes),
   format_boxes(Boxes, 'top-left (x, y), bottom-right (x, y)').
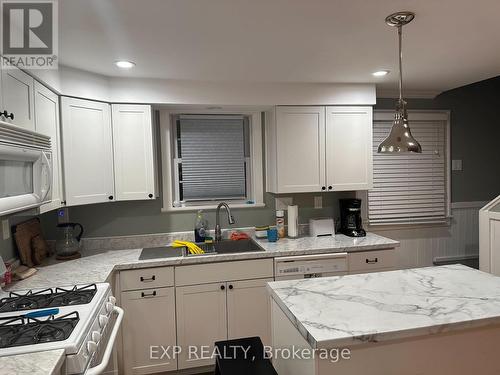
top-left (0, 282), bottom-right (123, 375)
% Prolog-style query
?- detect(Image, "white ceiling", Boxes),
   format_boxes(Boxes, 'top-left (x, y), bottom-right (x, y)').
top-left (59, 0), bottom-right (500, 95)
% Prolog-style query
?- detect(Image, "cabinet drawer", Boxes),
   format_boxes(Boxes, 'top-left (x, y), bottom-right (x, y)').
top-left (120, 267), bottom-right (174, 291)
top-left (175, 259), bottom-right (274, 286)
top-left (348, 249), bottom-right (396, 273)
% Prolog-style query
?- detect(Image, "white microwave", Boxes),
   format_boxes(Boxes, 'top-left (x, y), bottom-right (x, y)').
top-left (0, 122), bottom-right (52, 216)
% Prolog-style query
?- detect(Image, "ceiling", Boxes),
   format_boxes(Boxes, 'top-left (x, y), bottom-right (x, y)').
top-left (59, 0), bottom-right (500, 95)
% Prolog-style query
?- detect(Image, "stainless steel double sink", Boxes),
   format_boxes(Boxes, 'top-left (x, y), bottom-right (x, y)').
top-left (139, 238), bottom-right (264, 260)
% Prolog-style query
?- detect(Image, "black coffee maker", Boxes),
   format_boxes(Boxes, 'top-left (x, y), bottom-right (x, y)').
top-left (339, 199), bottom-right (366, 237)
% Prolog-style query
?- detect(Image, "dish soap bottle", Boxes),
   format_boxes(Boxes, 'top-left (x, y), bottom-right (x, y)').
top-left (194, 210), bottom-right (208, 243)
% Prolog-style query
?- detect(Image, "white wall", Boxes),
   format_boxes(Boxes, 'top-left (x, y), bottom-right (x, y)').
top-left (27, 65), bottom-right (376, 105)
top-left (371, 203), bottom-right (482, 269)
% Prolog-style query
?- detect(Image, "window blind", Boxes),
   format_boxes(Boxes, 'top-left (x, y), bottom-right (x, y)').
top-left (369, 112), bottom-right (449, 225)
top-left (178, 115), bottom-right (247, 201)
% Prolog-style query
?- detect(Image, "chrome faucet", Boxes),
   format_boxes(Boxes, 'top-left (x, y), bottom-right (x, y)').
top-left (215, 202), bottom-right (235, 242)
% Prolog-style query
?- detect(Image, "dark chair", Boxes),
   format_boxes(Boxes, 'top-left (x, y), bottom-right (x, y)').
top-left (214, 336), bottom-right (278, 375)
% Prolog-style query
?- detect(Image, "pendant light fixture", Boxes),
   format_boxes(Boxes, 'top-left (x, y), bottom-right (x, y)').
top-left (378, 11), bottom-right (422, 153)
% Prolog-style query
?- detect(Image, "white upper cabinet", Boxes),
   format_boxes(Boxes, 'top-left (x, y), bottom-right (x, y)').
top-left (268, 106), bottom-right (326, 193)
top-left (266, 105), bottom-right (373, 193)
top-left (35, 82), bottom-right (64, 212)
top-left (326, 106), bottom-right (373, 191)
top-left (111, 104), bottom-right (155, 201)
top-left (0, 67), bottom-right (35, 130)
top-left (61, 97), bottom-right (115, 206)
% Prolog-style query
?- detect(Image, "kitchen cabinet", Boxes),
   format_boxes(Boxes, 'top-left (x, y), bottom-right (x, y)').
top-left (175, 259), bottom-right (274, 369)
top-left (121, 287), bottom-right (177, 374)
top-left (348, 248), bottom-right (396, 274)
top-left (111, 104), bottom-right (155, 201)
top-left (268, 106), bottom-right (326, 193)
top-left (226, 278), bottom-right (273, 346)
top-left (35, 82), bottom-right (64, 213)
top-left (266, 105), bottom-right (373, 193)
top-left (61, 97), bottom-right (115, 206)
top-left (326, 106), bottom-right (373, 190)
top-left (176, 282), bottom-right (228, 369)
top-left (0, 66), bottom-right (35, 130)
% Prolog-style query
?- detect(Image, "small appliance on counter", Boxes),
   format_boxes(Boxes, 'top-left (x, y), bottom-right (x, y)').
top-left (309, 218), bottom-right (335, 237)
top-left (339, 198), bottom-right (366, 237)
top-left (55, 222), bottom-right (84, 260)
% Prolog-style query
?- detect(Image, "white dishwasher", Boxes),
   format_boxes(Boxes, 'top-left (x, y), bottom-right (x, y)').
top-left (274, 253), bottom-right (348, 280)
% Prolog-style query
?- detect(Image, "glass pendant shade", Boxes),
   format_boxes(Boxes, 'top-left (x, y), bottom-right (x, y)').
top-left (378, 101), bottom-right (422, 153)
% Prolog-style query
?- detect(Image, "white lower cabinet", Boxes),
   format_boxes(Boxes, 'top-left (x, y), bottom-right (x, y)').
top-left (121, 287), bottom-right (177, 375)
top-left (176, 282), bottom-right (228, 369)
top-left (227, 278), bottom-right (273, 346)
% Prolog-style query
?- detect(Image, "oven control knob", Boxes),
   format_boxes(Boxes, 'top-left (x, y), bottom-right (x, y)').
top-left (99, 314), bottom-right (109, 328)
top-left (87, 340), bottom-right (98, 356)
top-left (108, 296), bottom-right (117, 305)
top-left (105, 302), bottom-right (114, 313)
top-left (92, 331), bottom-right (102, 343)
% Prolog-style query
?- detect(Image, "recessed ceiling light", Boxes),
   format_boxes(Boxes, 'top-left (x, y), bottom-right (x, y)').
top-left (115, 60), bottom-right (136, 69)
top-left (372, 70), bottom-right (390, 77)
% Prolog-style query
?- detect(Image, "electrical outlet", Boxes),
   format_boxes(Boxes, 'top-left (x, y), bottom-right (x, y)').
top-left (314, 196), bottom-right (323, 209)
top-left (2, 220), bottom-right (10, 240)
top-left (275, 196), bottom-right (293, 210)
top-left (452, 160), bottom-right (463, 171)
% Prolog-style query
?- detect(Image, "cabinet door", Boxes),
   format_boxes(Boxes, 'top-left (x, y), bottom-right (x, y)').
top-left (35, 82), bottom-right (63, 213)
top-left (121, 287), bottom-right (177, 374)
top-left (111, 104), bottom-right (155, 201)
top-left (176, 283), bottom-right (227, 369)
top-left (227, 278), bottom-right (273, 347)
top-left (61, 97), bottom-right (114, 206)
top-left (1, 67), bottom-right (35, 130)
top-left (275, 106), bottom-right (326, 193)
top-left (326, 106), bottom-right (373, 191)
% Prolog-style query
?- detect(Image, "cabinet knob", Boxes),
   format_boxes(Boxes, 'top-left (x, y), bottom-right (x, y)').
top-left (108, 195), bottom-right (114, 200)
top-left (328, 186), bottom-right (333, 190)
top-left (321, 186), bottom-right (326, 191)
top-left (228, 284), bottom-right (233, 290)
top-left (220, 285), bottom-right (225, 290)
top-left (148, 193), bottom-right (153, 198)
top-left (6, 112), bottom-right (14, 120)
top-left (1, 110), bottom-right (7, 118)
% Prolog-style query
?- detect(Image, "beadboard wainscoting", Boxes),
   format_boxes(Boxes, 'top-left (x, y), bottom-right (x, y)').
top-left (370, 202), bottom-right (485, 269)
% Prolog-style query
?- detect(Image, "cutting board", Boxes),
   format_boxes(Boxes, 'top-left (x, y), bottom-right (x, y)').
top-left (14, 218), bottom-right (49, 267)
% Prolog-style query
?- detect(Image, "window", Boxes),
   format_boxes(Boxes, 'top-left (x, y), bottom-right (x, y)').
top-left (160, 110), bottom-right (264, 211)
top-left (368, 110), bottom-right (450, 226)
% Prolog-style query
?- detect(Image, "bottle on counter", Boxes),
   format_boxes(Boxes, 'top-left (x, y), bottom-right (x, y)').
top-left (194, 210), bottom-right (208, 243)
top-left (276, 210), bottom-right (286, 238)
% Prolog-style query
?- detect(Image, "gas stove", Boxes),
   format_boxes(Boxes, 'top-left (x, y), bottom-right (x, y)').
top-left (0, 283), bottom-right (123, 375)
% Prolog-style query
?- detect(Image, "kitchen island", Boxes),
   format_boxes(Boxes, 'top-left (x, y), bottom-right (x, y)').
top-left (267, 264), bottom-right (500, 375)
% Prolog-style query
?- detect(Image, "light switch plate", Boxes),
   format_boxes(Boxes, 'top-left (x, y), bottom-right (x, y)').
top-left (314, 196), bottom-right (323, 209)
top-left (275, 197), bottom-right (293, 210)
top-left (452, 159), bottom-right (463, 171)
top-left (2, 219), bottom-right (10, 240)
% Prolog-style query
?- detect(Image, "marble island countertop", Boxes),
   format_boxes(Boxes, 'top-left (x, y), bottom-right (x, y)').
top-left (267, 264), bottom-right (500, 349)
top-left (5, 233), bottom-right (398, 291)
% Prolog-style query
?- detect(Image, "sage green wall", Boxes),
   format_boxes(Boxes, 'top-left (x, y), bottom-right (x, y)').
top-left (39, 192), bottom-right (353, 240)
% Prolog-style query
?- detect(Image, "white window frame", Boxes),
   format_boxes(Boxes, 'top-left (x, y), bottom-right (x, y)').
top-left (160, 109), bottom-right (264, 212)
top-left (361, 109), bottom-right (451, 228)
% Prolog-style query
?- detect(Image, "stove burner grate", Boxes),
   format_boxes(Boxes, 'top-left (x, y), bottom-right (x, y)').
top-left (0, 284), bottom-right (97, 313)
top-left (0, 311), bottom-right (79, 349)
